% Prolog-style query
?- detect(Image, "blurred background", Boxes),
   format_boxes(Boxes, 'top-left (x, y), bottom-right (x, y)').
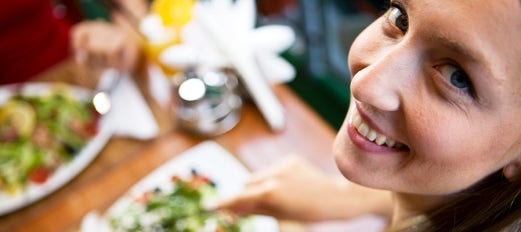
top-left (253, 0), bottom-right (386, 130)
top-left (75, 0), bottom-right (386, 130)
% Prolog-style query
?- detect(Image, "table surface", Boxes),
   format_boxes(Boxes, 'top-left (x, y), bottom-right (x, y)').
top-left (0, 59), bottom-right (341, 232)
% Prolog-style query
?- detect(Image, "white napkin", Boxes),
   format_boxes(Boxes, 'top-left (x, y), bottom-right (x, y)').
top-left (99, 70), bottom-right (159, 140)
top-left (146, 65), bottom-right (172, 108)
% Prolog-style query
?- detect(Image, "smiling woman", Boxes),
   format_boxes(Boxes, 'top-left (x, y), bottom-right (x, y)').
top-left (217, 0), bottom-right (521, 231)
top-left (335, 0), bottom-right (521, 230)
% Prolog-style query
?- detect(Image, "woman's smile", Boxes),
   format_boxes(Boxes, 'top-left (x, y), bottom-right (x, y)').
top-left (347, 102), bottom-right (409, 154)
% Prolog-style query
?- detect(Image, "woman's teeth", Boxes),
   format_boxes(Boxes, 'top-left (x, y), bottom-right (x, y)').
top-left (352, 112), bottom-right (402, 148)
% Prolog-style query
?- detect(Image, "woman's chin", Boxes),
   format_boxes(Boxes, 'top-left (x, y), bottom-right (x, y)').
top-left (333, 136), bottom-right (365, 183)
top-left (333, 132), bottom-right (388, 189)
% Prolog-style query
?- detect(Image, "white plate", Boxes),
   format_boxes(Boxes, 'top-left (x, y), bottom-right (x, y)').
top-left (83, 141), bottom-right (278, 232)
top-left (0, 82), bottom-right (112, 216)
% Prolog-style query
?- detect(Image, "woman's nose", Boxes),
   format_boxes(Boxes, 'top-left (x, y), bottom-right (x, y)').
top-left (350, 47), bottom-right (416, 112)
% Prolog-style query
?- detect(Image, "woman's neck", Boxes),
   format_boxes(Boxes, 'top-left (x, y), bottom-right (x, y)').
top-left (389, 192), bottom-right (449, 230)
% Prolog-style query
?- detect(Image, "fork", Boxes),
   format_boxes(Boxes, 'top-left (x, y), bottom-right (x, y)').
top-left (92, 68), bottom-right (121, 115)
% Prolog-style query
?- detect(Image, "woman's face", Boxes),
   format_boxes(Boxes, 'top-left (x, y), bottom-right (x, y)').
top-left (334, 0), bottom-right (521, 195)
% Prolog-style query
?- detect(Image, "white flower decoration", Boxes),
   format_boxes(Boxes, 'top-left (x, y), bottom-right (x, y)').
top-left (156, 0), bottom-right (297, 84)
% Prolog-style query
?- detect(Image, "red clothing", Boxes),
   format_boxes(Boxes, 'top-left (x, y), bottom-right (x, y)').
top-left (0, 1), bottom-right (77, 84)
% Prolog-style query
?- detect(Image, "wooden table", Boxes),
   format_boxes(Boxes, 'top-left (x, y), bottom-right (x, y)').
top-left (0, 59), bottom-right (340, 232)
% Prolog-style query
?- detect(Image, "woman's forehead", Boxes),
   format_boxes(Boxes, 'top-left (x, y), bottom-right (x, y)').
top-left (410, 0), bottom-right (521, 47)
top-left (410, 0), bottom-right (521, 84)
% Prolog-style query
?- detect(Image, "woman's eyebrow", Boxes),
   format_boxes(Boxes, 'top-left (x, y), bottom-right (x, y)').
top-left (428, 32), bottom-right (482, 64)
top-left (428, 32), bottom-right (502, 84)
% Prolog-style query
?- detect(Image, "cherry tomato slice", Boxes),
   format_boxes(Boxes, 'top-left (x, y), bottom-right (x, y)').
top-left (29, 167), bottom-right (50, 184)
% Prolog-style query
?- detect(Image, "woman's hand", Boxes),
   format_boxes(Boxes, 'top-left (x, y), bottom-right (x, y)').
top-left (70, 20), bottom-right (142, 73)
top-left (215, 155), bottom-right (393, 222)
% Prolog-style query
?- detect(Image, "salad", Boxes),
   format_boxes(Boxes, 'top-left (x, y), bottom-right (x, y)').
top-left (0, 88), bottom-right (99, 194)
top-left (109, 170), bottom-right (252, 232)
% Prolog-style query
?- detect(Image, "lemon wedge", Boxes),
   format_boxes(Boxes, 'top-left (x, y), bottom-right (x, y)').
top-left (0, 100), bottom-right (36, 139)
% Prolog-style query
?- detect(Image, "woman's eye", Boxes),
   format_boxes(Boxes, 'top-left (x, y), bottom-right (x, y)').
top-left (388, 4), bottom-right (408, 32)
top-left (438, 65), bottom-right (472, 92)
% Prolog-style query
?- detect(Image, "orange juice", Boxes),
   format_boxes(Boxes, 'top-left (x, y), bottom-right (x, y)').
top-left (151, 0), bottom-right (194, 28)
top-left (142, 0), bottom-right (195, 76)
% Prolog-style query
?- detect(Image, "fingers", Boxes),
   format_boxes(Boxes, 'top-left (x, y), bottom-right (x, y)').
top-left (120, 37), bottom-right (141, 72)
top-left (246, 155), bottom-right (303, 184)
top-left (215, 155), bottom-right (315, 220)
top-left (71, 21), bottom-right (105, 68)
top-left (70, 21), bottom-right (140, 72)
top-left (71, 23), bottom-right (90, 65)
top-left (103, 33), bottom-right (127, 69)
top-left (215, 179), bottom-right (276, 215)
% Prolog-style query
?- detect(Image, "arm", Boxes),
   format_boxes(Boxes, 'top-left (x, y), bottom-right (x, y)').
top-left (215, 155), bottom-right (393, 222)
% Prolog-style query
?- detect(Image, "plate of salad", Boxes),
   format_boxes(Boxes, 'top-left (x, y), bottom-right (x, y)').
top-left (0, 82), bottom-right (112, 215)
top-left (81, 141), bottom-right (278, 232)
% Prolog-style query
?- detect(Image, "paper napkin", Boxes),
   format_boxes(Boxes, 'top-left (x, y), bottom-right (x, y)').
top-left (99, 69), bottom-right (159, 140)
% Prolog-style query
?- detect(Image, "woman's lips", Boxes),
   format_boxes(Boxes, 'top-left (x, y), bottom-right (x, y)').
top-left (347, 109), bottom-right (408, 153)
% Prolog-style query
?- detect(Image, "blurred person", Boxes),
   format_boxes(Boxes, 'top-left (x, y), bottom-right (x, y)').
top-left (217, 0), bottom-right (521, 231)
top-left (0, 0), bottom-right (147, 85)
